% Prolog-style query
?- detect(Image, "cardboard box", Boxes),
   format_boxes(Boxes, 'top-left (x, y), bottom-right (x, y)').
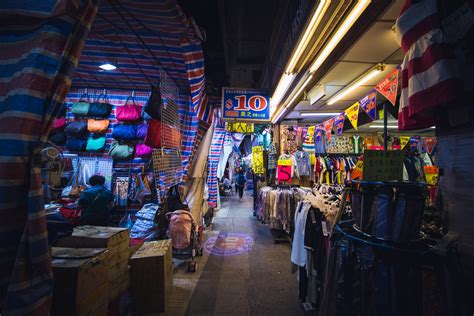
top-left (130, 240), bottom-right (172, 314)
top-left (109, 268), bottom-right (129, 300)
top-left (51, 247), bottom-right (109, 316)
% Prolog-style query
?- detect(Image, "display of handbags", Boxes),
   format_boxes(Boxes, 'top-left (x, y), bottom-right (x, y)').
top-left (49, 131), bottom-right (67, 145)
top-left (66, 138), bottom-right (87, 151)
top-left (116, 96), bottom-right (141, 122)
top-left (86, 137), bottom-right (106, 152)
top-left (112, 124), bottom-right (137, 141)
top-left (144, 119), bottom-right (181, 148)
top-left (87, 119), bottom-right (109, 134)
top-left (108, 141), bottom-right (134, 159)
top-left (71, 95), bottom-right (90, 116)
top-left (51, 118), bottom-right (67, 133)
top-left (65, 121), bottom-right (88, 137)
top-left (89, 95), bottom-right (112, 117)
top-left (136, 123), bottom-right (148, 139)
top-left (142, 85), bottom-right (162, 120)
top-left (135, 143), bottom-right (153, 158)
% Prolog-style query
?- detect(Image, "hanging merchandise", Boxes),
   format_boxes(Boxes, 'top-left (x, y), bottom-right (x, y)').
top-left (359, 89), bottom-right (377, 120)
top-left (49, 131), bottom-right (67, 145)
top-left (334, 114), bottom-right (345, 136)
top-left (87, 119), bottom-right (109, 134)
top-left (375, 67), bottom-right (399, 106)
top-left (66, 138), bottom-right (87, 151)
top-left (276, 153), bottom-right (298, 183)
top-left (345, 102), bottom-right (360, 130)
top-left (108, 142), bottom-right (134, 159)
top-left (112, 124), bottom-right (138, 141)
top-left (314, 125), bottom-right (325, 154)
top-left (323, 119), bottom-right (334, 141)
top-left (294, 149), bottom-right (311, 178)
top-left (142, 85), bottom-right (163, 120)
top-left (303, 126), bottom-right (316, 164)
top-left (51, 118), bottom-right (67, 133)
top-left (115, 176), bottom-right (129, 207)
top-left (88, 94), bottom-right (112, 117)
top-left (267, 143), bottom-right (277, 170)
top-left (145, 119), bottom-right (181, 148)
top-left (65, 121), bottom-right (88, 137)
top-left (135, 143), bottom-right (153, 158)
top-left (86, 137), bottom-right (106, 152)
top-left (136, 123), bottom-right (148, 140)
top-left (252, 146), bottom-right (265, 174)
top-left (424, 137), bottom-right (438, 154)
top-left (116, 96), bottom-right (142, 122)
top-left (217, 132), bottom-right (234, 179)
top-left (71, 95), bottom-right (90, 116)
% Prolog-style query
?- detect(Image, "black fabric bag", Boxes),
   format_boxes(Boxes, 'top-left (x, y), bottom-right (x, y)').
top-left (65, 121), bottom-right (88, 137)
top-left (143, 85), bottom-right (162, 120)
top-left (165, 185), bottom-right (188, 212)
top-left (66, 138), bottom-right (87, 151)
top-left (49, 131), bottom-right (67, 145)
top-left (89, 101), bottom-right (112, 117)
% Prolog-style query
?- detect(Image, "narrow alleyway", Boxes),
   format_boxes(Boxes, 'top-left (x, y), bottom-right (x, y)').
top-left (163, 193), bottom-right (306, 315)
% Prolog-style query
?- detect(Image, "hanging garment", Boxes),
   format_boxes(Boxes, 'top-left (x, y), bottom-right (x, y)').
top-left (217, 132), bottom-right (234, 179)
top-left (291, 201), bottom-right (311, 267)
top-left (268, 143), bottom-right (277, 170)
top-left (396, 0), bottom-right (459, 130)
top-left (294, 150), bottom-right (311, 177)
top-left (206, 127), bottom-right (226, 207)
top-left (276, 154), bottom-right (299, 182)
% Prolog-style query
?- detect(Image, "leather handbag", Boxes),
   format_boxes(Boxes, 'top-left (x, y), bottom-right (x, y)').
top-left (108, 142), bottom-right (134, 159)
top-left (143, 85), bottom-right (162, 120)
top-left (86, 137), bottom-right (106, 151)
top-left (144, 119), bottom-right (181, 148)
top-left (52, 118), bottom-right (67, 133)
top-left (87, 119), bottom-right (109, 134)
top-left (112, 124), bottom-right (137, 141)
top-left (66, 138), bottom-right (87, 151)
top-left (135, 143), bottom-right (153, 158)
top-left (116, 96), bottom-right (141, 122)
top-left (71, 93), bottom-right (90, 116)
top-left (136, 123), bottom-right (148, 140)
top-left (49, 131), bottom-right (67, 145)
top-left (89, 94), bottom-right (112, 117)
top-left (65, 121), bottom-right (88, 137)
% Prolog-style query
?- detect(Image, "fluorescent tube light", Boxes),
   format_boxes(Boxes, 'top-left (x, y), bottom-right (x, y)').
top-left (270, 73), bottom-right (295, 110)
top-left (286, 75), bottom-right (314, 106)
top-left (327, 64), bottom-right (384, 105)
top-left (309, 0), bottom-right (371, 73)
top-left (300, 112), bottom-right (340, 117)
top-left (99, 63), bottom-right (117, 71)
top-left (369, 125), bottom-right (398, 129)
top-left (272, 108), bottom-right (287, 124)
top-left (286, 0), bottom-right (331, 73)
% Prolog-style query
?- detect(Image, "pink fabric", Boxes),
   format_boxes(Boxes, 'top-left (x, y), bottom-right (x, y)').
top-left (116, 105), bottom-right (142, 122)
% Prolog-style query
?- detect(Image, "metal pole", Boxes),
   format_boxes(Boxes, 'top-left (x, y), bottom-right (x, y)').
top-left (383, 103), bottom-right (388, 151)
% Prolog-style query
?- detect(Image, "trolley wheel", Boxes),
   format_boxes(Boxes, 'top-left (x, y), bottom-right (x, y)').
top-left (187, 261), bottom-right (197, 273)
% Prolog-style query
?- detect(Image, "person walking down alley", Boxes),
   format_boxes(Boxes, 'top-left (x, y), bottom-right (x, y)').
top-left (235, 169), bottom-right (246, 202)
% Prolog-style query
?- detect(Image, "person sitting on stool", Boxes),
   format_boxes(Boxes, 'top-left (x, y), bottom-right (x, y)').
top-left (78, 175), bottom-right (113, 226)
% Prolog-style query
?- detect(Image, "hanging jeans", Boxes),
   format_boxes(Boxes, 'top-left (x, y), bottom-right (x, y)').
top-left (392, 186), bottom-right (426, 241)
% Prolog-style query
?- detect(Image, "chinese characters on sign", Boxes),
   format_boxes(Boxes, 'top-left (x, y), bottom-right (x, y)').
top-left (362, 150), bottom-right (404, 181)
top-left (222, 88), bottom-right (270, 122)
top-left (252, 146), bottom-right (265, 174)
top-left (225, 122), bottom-right (254, 133)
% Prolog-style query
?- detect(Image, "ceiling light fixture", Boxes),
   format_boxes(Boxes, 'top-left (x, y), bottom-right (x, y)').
top-left (327, 63), bottom-right (385, 105)
top-left (309, 0), bottom-right (371, 73)
top-left (286, 75), bottom-right (314, 107)
top-left (286, 0), bottom-right (331, 73)
top-left (272, 108), bottom-right (288, 124)
top-left (99, 63), bottom-right (117, 71)
top-left (270, 73), bottom-right (295, 111)
top-left (300, 112), bottom-right (340, 117)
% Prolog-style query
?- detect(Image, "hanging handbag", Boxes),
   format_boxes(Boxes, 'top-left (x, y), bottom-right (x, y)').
top-left (65, 121), bottom-right (88, 137)
top-left (87, 119), bottom-right (109, 134)
top-left (108, 141), bottom-right (134, 159)
top-left (49, 131), bottom-right (67, 145)
top-left (86, 137), bottom-right (106, 152)
top-left (136, 123), bottom-right (148, 139)
top-left (144, 119), bottom-right (181, 148)
top-left (52, 118), bottom-right (67, 133)
top-left (135, 143), bottom-right (153, 158)
top-left (112, 124), bottom-right (137, 141)
top-left (89, 94), bottom-right (112, 117)
top-left (116, 95), bottom-right (141, 122)
top-left (71, 93), bottom-right (90, 116)
top-left (143, 85), bottom-right (162, 120)
top-left (66, 138), bottom-right (87, 151)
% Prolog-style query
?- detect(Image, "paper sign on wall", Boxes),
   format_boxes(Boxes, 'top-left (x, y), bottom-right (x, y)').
top-left (252, 146), bottom-right (264, 174)
top-left (226, 122), bottom-right (254, 133)
top-left (345, 102), bottom-right (360, 130)
top-left (362, 150), bottom-right (404, 181)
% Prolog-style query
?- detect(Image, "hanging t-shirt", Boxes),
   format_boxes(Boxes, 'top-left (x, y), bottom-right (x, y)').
top-left (353, 135), bottom-right (361, 154)
top-left (267, 143), bottom-right (277, 170)
top-left (276, 154), bottom-right (298, 183)
top-left (294, 150), bottom-right (311, 177)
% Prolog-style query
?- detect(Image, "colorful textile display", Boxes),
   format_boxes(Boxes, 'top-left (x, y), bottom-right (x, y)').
top-left (206, 125), bottom-right (226, 207)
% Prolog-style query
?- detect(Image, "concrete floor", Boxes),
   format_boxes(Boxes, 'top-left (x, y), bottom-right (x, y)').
top-left (163, 192), bottom-right (308, 316)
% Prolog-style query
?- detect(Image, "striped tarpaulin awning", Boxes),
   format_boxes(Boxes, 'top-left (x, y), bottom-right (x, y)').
top-left (72, 0), bottom-right (196, 92)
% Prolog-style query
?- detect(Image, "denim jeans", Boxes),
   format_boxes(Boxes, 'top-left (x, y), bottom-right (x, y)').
top-left (373, 186), bottom-right (394, 239)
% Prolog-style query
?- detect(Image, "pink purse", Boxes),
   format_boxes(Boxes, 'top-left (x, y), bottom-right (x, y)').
top-left (51, 118), bottom-right (67, 133)
top-left (135, 143), bottom-right (153, 157)
top-left (116, 96), bottom-right (141, 122)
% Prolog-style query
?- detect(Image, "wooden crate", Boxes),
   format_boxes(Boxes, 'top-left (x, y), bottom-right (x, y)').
top-left (109, 268), bottom-right (129, 300)
top-left (130, 240), bottom-right (172, 314)
top-left (51, 247), bottom-right (110, 316)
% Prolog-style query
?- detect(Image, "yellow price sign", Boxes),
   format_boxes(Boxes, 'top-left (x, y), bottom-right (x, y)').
top-left (226, 122), bottom-right (254, 133)
top-left (252, 146), bottom-right (264, 174)
top-left (278, 159), bottom-right (292, 166)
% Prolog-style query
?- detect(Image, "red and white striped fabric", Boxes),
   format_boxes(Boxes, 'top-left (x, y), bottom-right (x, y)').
top-left (397, 0), bottom-right (460, 130)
